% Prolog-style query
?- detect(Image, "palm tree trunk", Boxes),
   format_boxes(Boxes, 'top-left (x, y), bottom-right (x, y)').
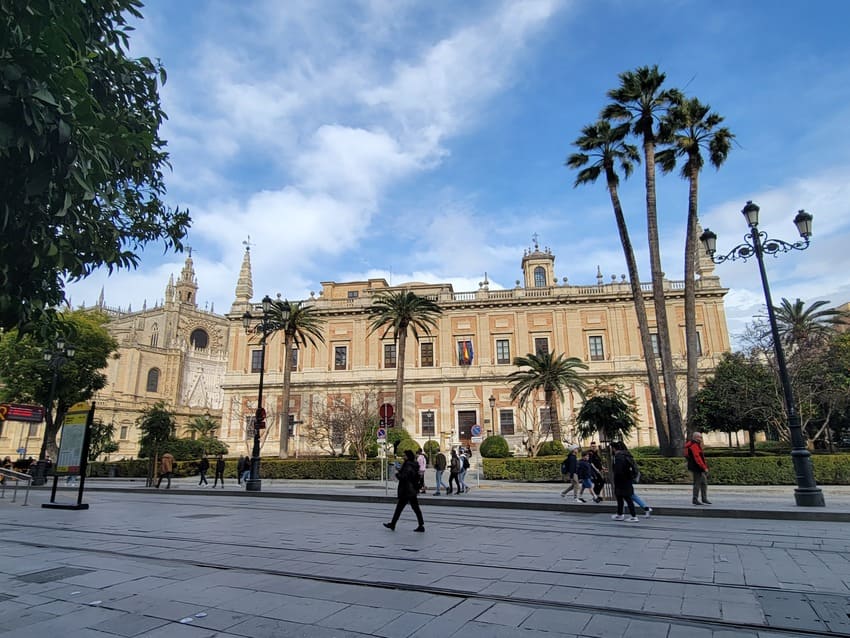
top-left (606, 170), bottom-right (670, 450)
top-left (683, 164), bottom-right (700, 434)
top-left (643, 139), bottom-right (685, 454)
top-left (545, 390), bottom-right (561, 442)
top-left (396, 330), bottom-right (407, 432)
top-left (279, 331), bottom-right (293, 458)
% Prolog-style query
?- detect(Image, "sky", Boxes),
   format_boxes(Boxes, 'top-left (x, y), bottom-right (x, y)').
top-left (66, 0), bottom-right (850, 346)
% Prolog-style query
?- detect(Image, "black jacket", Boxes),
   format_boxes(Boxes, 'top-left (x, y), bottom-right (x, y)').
top-left (199, 458), bottom-right (209, 473)
top-left (396, 459), bottom-right (420, 498)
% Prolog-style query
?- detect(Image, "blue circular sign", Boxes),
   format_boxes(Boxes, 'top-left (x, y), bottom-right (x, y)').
top-left (471, 425), bottom-right (482, 436)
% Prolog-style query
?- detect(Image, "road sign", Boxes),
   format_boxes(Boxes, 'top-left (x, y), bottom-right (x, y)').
top-left (471, 424), bottom-right (482, 437)
top-left (377, 427), bottom-right (387, 440)
top-left (0, 403), bottom-right (44, 423)
top-left (16, 447), bottom-right (26, 455)
top-left (472, 436), bottom-right (482, 444)
top-left (379, 417), bottom-right (395, 428)
top-left (379, 403), bottom-right (394, 419)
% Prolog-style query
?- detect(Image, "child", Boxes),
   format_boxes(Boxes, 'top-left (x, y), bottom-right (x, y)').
top-left (576, 452), bottom-right (594, 503)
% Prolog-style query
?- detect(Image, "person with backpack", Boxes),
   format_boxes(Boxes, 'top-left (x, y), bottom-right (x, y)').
top-left (448, 448), bottom-right (461, 495)
top-left (685, 431), bottom-right (711, 505)
top-left (610, 441), bottom-right (639, 522)
top-left (383, 449), bottom-right (425, 532)
top-left (560, 445), bottom-right (580, 500)
top-left (618, 443), bottom-right (653, 517)
top-left (587, 441), bottom-right (606, 502)
top-left (458, 447), bottom-right (471, 493)
top-left (576, 451), bottom-right (594, 503)
top-left (433, 449), bottom-right (448, 496)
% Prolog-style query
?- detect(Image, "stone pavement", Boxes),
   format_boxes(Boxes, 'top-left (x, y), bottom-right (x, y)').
top-left (1, 480), bottom-right (849, 637)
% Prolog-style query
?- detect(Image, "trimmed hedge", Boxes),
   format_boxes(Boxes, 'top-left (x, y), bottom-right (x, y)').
top-left (89, 458), bottom-right (384, 480)
top-left (482, 454), bottom-right (850, 485)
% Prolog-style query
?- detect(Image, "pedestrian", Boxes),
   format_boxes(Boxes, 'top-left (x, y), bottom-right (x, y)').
top-left (576, 452), bottom-right (594, 503)
top-left (383, 449), bottom-right (425, 532)
top-left (198, 455), bottom-right (209, 487)
top-left (236, 455), bottom-right (246, 485)
top-left (610, 441), bottom-right (639, 522)
top-left (587, 441), bottom-right (606, 502)
top-left (458, 447), bottom-right (470, 493)
top-left (560, 445), bottom-right (580, 500)
top-left (241, 456), bottom-right (251, 484)
top-left (448, 449), bottom-right (461, 495)
top-left (433, 448), bottom-right (447, 495)
top-left (618, 443), bottom-right (653, 517)
top-left (685, 431), bottom-right (711, 505)
top-left (213, 453), bottom-right (225, 488)
top-left (156, 451), bottom-right (175, 489)
top-left (416, 449), bottom-right (427, 494)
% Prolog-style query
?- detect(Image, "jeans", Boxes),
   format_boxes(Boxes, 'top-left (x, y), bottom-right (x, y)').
top-left (459, 469), bottom-right (468, 491)
top-left (632, 492), bottom-right (649, 510)
top-left (434, 470), bottom-right (447, 493)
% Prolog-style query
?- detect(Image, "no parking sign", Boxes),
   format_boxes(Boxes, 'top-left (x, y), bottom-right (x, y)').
top-left (377, 427), bottom-right (387, 442)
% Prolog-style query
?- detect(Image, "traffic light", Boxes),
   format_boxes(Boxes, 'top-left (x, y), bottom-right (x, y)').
top-left (255, 407), bottom-right (266, 429)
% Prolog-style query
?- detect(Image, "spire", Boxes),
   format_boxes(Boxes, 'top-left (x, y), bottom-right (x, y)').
top-left (695, 220), bottom-right (720, 286)
top-left (97, 286), bottom-right (105, 309)
top-left (231, 242), bottom-right (254, 313)
top-left (174, 248), bottom-right (199, 307)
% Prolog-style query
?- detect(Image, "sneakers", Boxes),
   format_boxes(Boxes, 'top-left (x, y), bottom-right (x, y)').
top-left (382, 522), bottom-right (395, 531)
top-left (433, 492), bottom-right (441, 496)
top-left (702, 500), bottom-right (712, 505)
top-left (414, 526), bottom-right (425, 532)
top-left (594, 497), bottom-right (603, 503)
top-left (611, 514), bottom-right (625, 521)
top-left (578, 498), bottom-right (586, 503)
top-left (644, 508), bottom-right (652, 518)
top-left (627, 517), bottom-right (639, 522)
top-left (692, 500), bottom-right (703, 505)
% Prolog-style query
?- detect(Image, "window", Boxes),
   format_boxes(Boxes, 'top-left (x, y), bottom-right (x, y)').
top-left (150, 323), bottom-right (159, 347)
top-left (534, 266), bottom-right (546, 287)
top-left (496, 339), bottom-right (511, 364)
top-left (696, 332), bottom-right (703, 356)
top-left (290, 347), bottom-right (299, 371)
top-left (421, 411), bottom-right (435, 437)
top-left (190, 328), bottom-right (208, 349)
top-left (334, 346), bottom-right (348, 370)
top-left (650, 333), bottom-right (659, 356)
top-left (539, 407), bottom-right (555, 435)
top-left (28, 423), bottom-right (39, 437)
top-left (282, 414), bottom-right (295, 437)
top-left (331, 419), bottom-right (345, 446)
top-left (384, 343), bottom-right (396, 368)
top-left (347, 290), bottom-right (359, 299)
top-left (499, 409), bottom-right (515, 435)
top-left (457, 340), bottom-right (474, 366)
top-left (146, 368), bottom-right (160, 392)
top-left (588, 335), bottom-right (604, 361)
top-left (251, 350), bottom-right (264, 373)
top-left (534, 337), bottom-right (549, 356)
top-left (119, 426), bottom-right (128, 440)
top-left (420, 342), bottom-right (434, 367)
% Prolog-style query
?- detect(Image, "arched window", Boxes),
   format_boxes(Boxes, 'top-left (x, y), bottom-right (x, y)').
top-left (190, 328), bottom-right (209, 350)
top-left (150, 323), bottom-right (159, 348)
top-left (146, 368), bottom-right (160, 392)
top-left (534, 266), bottom-right (546, 287)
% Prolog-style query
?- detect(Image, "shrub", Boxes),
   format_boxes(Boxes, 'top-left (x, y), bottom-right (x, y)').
top-left (537, 440), bottom-right (565, 456)
top-left (138, 437), bottom-right (228, 460)
top-left (480, 435), bottom-right (510, 458)
top-left (423, 439), bottom-right (440, 464)
top-left (396, 438), bottom-right (420, 457)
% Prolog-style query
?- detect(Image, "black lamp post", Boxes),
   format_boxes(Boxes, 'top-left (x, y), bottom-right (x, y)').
top-left (488, 394), bottom-right (496, 436)
top-left (700, 200), bottom-right (825, 507)
top-left (33, 338), bottom-right (75, 485)
top-left (241, 295), bottom-right (288, 492)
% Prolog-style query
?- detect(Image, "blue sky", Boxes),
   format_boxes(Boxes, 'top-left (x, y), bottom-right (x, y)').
top-left (67, 0), bottom-right (850, 345)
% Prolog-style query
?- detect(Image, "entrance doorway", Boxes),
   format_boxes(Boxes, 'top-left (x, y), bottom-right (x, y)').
top-left (457, 410), bottom-right (477, 447)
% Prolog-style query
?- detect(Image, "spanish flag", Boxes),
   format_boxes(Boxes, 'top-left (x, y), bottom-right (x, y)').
top-left (460, 340), bottom-right (474, 364)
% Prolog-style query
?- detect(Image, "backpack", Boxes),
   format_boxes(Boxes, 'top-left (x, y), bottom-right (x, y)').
top-left (560, 458), bottom-right (568, 475)
top-left (461, 454), bottom-right (470, 470)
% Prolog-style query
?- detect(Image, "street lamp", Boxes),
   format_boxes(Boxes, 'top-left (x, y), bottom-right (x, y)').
top-left (33, 338), bottom-right (75, 485)
top-left (488, 394), bottom-right (496, 436)
top-left (700, 200), bottom-right (824, 507)
top-left (241, 295), bottom-right (288, 492)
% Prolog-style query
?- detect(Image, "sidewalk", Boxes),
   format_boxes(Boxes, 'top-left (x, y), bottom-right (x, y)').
top-left (54, 476), bottom-right (850, 522)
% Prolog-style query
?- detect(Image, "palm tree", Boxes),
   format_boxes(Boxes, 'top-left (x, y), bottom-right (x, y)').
top-left (657, 96), bottom-right (734, 431)
top-left (568, 120), bottom-right (670, 450)
top-left (774, 298), bottom-right (845, 351)
top-left (138, 401), bottom-right (176, 486)
top-left (273, 299), bottom-right (326, 458)
top-left (367, 290), bottom-right (442, 433)
top-left (508, 352), bottom-right (588, 442)
top-left (602, 64), bottom-right (685, 453)
top-left (186, 413), bottom-right (219, 453)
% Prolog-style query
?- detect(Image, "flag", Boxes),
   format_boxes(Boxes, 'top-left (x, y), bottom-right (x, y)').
top-left (460, 340), bottom-right (474, 365)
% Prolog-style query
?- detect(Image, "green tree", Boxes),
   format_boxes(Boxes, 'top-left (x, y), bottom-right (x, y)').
top-left (368, 291), bottom-right (442, 433)
top-left (657, 97), bottom-right (734, 431)
top-left (185, 413), bottom-right (219, 453)
top-left (773, 298), bottom-right (845, 352)
top-left (0, 0), bottom-right (190, 333)
top-left (137, 401), bottom-right (176, 486)
top-left (691, 352), bottom-right (781, 455)
top-left (568, 120), bottom-right (670, 450)
top-left (87, 419), bottom-right (120, 462)
top-left (508, 352), bottom-right (588, 442)
top-left (274, 299), bottom-right (326, 458)
top-left (603, 65), bottom-right (685, 453)
top-left (0, 310), bottom-right (117, 460)
top-left (575, 382), bottom-right (640, 444)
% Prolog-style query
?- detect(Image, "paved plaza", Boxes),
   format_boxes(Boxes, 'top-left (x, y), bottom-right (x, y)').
top-left (1, 480), bottom-right (849, 637)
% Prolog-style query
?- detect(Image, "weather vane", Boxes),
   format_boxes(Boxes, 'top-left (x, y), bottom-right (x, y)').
top-left (242, 236), bottom-right (255, 252)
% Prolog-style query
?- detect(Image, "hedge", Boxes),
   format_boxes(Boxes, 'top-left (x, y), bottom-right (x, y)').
top-left (88, 458), bottom-right (384, 480)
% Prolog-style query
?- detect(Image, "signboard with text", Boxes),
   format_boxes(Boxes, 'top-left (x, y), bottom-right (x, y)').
top-left (0, 403), bottom-right (45, 423)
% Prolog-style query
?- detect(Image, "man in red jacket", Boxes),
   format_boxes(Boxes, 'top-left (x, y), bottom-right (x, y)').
top-left (685, 432), bottom-right (711, 505)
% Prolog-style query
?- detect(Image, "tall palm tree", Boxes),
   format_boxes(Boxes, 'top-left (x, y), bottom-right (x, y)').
top-left (508, 352), bottom-right (588, 442)
top-left (657, 96), bottom-right (734, 431)
top-left (367, 291), bottom-right (442, 433)
top-left (273, 299), bottom-right (326, 458)
top-left (774, 298), bottom-right (845, 352)
top-left (602, 64), bottom-right (685, 453)
top-left (567, 120), bottom-right (670, 450)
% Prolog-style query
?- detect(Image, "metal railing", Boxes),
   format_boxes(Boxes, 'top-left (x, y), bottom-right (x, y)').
top-left (0, 467), bottom-right (33, 505)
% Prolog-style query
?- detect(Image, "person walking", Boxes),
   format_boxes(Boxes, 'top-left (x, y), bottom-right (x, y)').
top-left (241, 455), bottom-right (251, 484)
top-left (610, 441), bottom-right (639, 522)
top-left (416, 449), bottom-right (427, 494)
top-left (433, 449), bottom-right (447, 495)
top-left (560, 445), bottom-right (580, 500)
top-left (587, 441), bottom-right (606, 503)
top-left (383, 449), bottom-right (425, 532)
top-left (448, 449), bottom-right (461, 495)
top-left (213, 453), bottom-right (226, 488)
top-left (156, 451), bottom-right (175, 489)
top-left (576, 452), bottom-right (594, 503)
top-left (236, 455), bottom-right (246, 485)
top-left (458, 447), bottom-right (470, 493)
top-left (198, 455), bottom-right (209, 487)
top-left (685, 431), bottom-right (711, 505)
top-left (618, 443), bottom-right (653, 517)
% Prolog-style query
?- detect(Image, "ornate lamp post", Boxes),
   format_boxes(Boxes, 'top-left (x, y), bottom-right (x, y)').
top-left (700, 200), bottom-right (825, 507)
top-left (488, 394), bottom-right (496, 437)
top-left (33, 338), bottom-right (75, 485)
top-left (241, 295), bottom-right (288, 492)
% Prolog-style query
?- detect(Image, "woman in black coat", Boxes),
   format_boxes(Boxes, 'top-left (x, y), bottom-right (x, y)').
top-left (611, 441), bottom-right (639, 522)
top-left (383, 449), bottom-right (425, 532)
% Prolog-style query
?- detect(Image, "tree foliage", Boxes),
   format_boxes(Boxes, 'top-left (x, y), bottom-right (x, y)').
top-left (0, 0), bottom-right (190, 332)
top-left (307, 391), bottom-right (380, 460)
top-left (87, 418), bottom-right (119, 462)
top-left (575, 382), bottom-right (639, 443)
